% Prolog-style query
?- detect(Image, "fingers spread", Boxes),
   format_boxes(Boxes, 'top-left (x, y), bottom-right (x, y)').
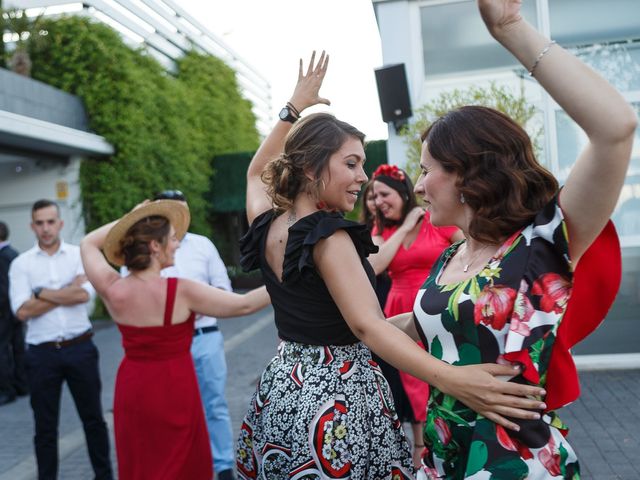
top-left (315, 50), bottom-right (326, 75)
top-left (319, 52), bottom-right (329, 76)
top-left (306, 51), bottom-right (317, 76)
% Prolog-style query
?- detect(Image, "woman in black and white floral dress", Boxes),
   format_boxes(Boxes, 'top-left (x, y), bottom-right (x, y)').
top-left (235, 51), bottom-right (547, 480)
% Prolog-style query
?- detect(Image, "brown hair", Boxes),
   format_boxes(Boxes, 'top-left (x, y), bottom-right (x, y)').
top-left (261, 112), bottom-right (366, 211)
top-left (119, 216), bottom-right (170, 271)
top-left (421, 106), bottom-right (558, 244)
top-left (358, 180), bottom-right (376, 230)
top-left (32, 199), bottom-right (60, 217)
top-left (373, 168), bottom-right (419, 233)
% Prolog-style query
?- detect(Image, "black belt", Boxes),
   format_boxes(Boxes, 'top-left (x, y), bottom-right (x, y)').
top-left (34, 330), bottom-right (93, 349)
top-left (193, 325), bottom-right (219, 336)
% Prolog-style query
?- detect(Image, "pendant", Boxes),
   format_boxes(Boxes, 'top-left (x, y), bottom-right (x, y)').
top-left (463, 264), bottom-right (469, 272)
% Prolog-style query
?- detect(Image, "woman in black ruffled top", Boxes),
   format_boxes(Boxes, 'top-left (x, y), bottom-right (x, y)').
top-left (235, 51), bottom-right (546, 480)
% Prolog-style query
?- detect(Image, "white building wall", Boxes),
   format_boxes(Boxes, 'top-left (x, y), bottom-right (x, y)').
top-left (374, 0), bottom-right (422, 168)
top-left (0, 156), bottom-right (85, 253)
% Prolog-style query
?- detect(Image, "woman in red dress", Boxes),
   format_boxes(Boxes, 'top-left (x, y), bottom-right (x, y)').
top-left (80, 200), bottom-right (270, 480)
top-left (368, 165), bottom-right (463, 467)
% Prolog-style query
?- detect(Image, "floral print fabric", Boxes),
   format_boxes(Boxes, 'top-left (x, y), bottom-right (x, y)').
top-left (414, 197), bottom-right (580, 479)
top-left (236, 341), bottom-right (415, 479)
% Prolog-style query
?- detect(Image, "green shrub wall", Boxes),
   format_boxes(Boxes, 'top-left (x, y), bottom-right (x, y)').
top-left (27, 16), bottom-right (260, 235)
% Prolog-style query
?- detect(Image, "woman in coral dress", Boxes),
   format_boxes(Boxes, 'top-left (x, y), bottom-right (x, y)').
top-left (80, 200), bottom-right (270, 480)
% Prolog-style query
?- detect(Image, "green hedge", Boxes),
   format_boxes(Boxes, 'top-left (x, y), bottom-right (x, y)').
top-left (209, 140), bottom-right (388, 214)
top-left (363, 139), bottom-right (388, 177)
top-left (27, 16), bottom-right (259, 235)
top-left (209, 152), bottom-right (253, 212)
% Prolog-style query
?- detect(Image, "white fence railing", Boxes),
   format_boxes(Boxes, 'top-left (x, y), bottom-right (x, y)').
top-left (5, 0), bottom-right (273, 134)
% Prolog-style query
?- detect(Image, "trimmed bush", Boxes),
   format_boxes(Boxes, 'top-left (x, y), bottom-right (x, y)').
top-left (27, 16), bottom-right (259, 235)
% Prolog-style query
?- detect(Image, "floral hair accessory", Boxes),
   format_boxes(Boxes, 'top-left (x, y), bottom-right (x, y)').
top-left (373, 164), bottom-right (406, 181)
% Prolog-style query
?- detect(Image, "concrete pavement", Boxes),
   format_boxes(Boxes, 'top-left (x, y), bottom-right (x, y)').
top-left (0, 308), bottom-right (638, 479)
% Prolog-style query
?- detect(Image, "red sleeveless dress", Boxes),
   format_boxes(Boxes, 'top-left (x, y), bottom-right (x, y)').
top-left (114, 277), bottom-right (212, 480)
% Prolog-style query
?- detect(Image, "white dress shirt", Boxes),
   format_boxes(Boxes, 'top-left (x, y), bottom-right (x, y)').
top-left (161, 233), bottom-right (232, 329)
top-left (9, 241), bottom-right (95, 345)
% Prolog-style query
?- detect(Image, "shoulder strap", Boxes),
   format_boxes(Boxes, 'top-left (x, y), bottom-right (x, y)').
top-left (163, 277), bottom-right (178, 326)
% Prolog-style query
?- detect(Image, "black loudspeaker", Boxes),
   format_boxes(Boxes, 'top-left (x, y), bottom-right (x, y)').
top-left (374, 63), bottom-right (412, 129)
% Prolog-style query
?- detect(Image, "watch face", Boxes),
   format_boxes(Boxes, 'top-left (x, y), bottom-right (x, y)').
top-left (279, 107), bottom-right (290, 120)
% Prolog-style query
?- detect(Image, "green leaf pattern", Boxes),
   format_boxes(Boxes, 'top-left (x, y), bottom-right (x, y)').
top-left (415, 199), bottom-right (582, 478)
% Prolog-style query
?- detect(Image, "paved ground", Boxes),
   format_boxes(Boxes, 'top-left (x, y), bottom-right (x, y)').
top-left (0, 308), bottom-right (638, 479)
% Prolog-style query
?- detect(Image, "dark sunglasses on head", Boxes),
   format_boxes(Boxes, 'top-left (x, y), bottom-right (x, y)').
top-left (154, 190), bottom-right (186, 201)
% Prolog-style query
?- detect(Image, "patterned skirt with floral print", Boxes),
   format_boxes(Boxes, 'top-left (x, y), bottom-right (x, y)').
top-left (236, 341), bottom-right (416, 479)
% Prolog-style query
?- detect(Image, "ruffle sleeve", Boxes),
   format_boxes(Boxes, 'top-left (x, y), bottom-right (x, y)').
top-left (282, 211), bottom-right (378, 283)
top-left (544, 220), bottom-right (620, 410)
top-left (501, 194), bottom-right (621, 411)
top-left (239, 209), bottom-right (275, 272)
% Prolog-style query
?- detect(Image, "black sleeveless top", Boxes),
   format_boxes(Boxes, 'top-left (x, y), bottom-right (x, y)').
top-left (239, 210), bottom-right (378, 345)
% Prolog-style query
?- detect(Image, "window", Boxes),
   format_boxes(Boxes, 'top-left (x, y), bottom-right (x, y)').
top-left (420, 0), bottom-right (537, 76)
top-left (550, 0), bottom-right (640, 47)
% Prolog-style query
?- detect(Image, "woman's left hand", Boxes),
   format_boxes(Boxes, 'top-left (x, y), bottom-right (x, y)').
top-left (289, 50), bottom-right (331, 113)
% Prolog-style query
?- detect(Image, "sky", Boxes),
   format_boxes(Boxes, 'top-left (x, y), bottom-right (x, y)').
top-left (178, 0), bottom-right (389, 140)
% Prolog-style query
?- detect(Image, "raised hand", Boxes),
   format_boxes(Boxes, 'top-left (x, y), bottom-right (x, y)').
top-left (289, 50), bottom-right (330, 113)
top-left (477, 0), bottom-right (523, 38)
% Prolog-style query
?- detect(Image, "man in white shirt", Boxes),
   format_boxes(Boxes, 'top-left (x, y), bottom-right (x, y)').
top-left (156, 190), bottom-right (237, 479)
top-left (9, 200), bottom-right (113, 480)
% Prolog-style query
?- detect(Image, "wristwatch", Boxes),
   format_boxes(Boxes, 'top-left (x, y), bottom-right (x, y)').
top-left (278, 105), bottom-right (298, 124)
top-left (32, 287), bottom-right (43, 299)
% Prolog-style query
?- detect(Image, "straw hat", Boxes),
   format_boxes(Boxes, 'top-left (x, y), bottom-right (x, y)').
top-left (103, 200), bottom-right (190, 266)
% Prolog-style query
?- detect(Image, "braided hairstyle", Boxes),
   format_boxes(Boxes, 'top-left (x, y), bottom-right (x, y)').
top-left (261, 112), bottom-right (365, 211)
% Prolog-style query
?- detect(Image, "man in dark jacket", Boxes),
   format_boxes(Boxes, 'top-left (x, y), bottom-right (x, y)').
top-left (0, 221), bottom-right (27, 405)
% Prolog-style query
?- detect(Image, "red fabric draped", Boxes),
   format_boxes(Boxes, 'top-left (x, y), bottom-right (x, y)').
top-left (544, 221), bottom-right (621, 411)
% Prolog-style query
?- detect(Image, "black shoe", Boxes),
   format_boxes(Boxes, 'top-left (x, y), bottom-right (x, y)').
top-left (0, 393), bottom-right (16, 406)
top-left (217, 469), bottom-right (236, 480)
top-left (14, 385), bottom-right (29, 397)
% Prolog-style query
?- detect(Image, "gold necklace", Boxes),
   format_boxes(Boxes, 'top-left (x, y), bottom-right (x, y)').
top-left (461, 243), bottom-right (491, 273)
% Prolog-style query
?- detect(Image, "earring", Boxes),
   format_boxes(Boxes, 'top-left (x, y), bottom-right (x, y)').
top-left (460, 193), bottom-right (465, 204)
top-left (321, 180), bottom-right (326, 190)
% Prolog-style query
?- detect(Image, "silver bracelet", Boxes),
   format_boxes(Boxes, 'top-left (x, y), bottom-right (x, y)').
top-left (528, 40), bottom-right (557, 77)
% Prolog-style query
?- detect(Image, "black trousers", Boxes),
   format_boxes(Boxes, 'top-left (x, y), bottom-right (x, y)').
top-left (0, 315), bottom-right (28, 398)
top-left (25, 339), bottom-right (113, 480)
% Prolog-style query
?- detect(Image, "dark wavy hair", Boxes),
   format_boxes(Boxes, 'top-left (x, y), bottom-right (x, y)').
top-left (261, 112), bottom-right (366, 211)
top-left (421, 106), bottom-right (558, 244)
top-left (120, 216), bottom-right (171, 271)
top-left (372, 168), bottom-right (418, 233)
